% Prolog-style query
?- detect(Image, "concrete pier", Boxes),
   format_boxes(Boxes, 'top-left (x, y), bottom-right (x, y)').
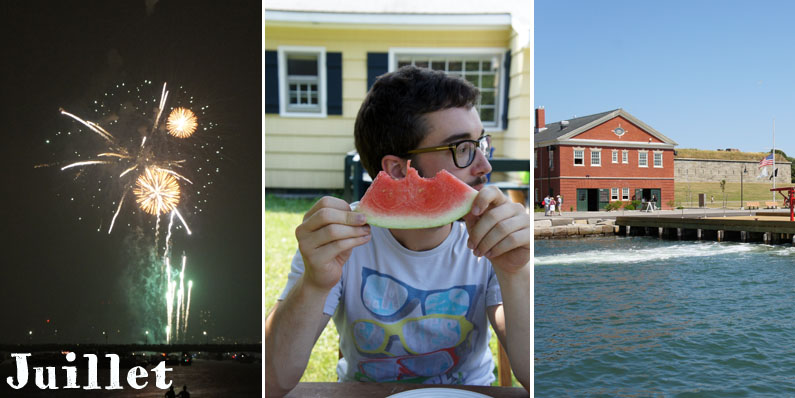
top-left (615, 215), bottom-right (795, 244)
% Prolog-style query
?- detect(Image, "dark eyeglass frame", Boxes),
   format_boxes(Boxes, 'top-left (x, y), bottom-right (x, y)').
top-left (406, 134), bottom-right (491, 168)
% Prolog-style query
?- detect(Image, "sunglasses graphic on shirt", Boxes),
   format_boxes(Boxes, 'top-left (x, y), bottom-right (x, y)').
top-left (356, 346), bottom-right (461, 382)
top-left (352, 313), bottom-right (474, 355)
top-left (360, 267), bottom-right (479, 322)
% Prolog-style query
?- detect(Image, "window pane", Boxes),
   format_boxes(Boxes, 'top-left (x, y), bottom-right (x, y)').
top-left (415, 61), bottom-right (429, 68)
top-left (431, 61), bottom-right (446, 70)
top-left (289, 93), bottom-right (298, 104)
top-left (481, 91), bottom-right (495, 105)
top-left (465, 74), bottom-right (479, 85)
top-left (480, 107), bottom-right (494, 122)
top-left (482, 73), bottom-right (496, 88)
top-left (287, 55), bottom-right (318, 76)
top-left (465, 61), bottom-right (480, 71)
top-left (448, 61), bottom-right (462, 71)
top-left (398, 60), bottom-right (411, 68)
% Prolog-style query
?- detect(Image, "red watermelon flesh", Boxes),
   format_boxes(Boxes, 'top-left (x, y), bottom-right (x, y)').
top-left (355, 160), bottom-right (478, 229)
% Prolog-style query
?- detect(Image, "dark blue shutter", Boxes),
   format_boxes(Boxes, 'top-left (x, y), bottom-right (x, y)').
top-left (501, 50), bottom-right (511, 129)
top-left (367, 52), bottom-right (389, 91)
top-left (326, 52), bottom-right (342, 115)
top-left (264, 50), bottom-right (279, 114)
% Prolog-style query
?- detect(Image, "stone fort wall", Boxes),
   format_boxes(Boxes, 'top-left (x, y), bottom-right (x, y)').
top-left (675, 158), bottom-right (791, 184)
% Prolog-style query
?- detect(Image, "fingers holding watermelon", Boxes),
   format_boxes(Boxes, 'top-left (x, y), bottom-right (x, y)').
top-left (464, 187), bottom-right (530, 273)
top-left (295, 196), bottom-right (372, 290)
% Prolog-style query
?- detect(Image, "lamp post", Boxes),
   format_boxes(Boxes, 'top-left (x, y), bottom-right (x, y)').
top-left (102, 331), bottom-right (108, 345)
top-left (145, 330), bottom-right (149, 345)
top-left (28, 330), bottom-right (32, 344)
top-left (741, 165), bottom-right (747, 209)
top-left (203, 331), bottom-right (208, 345)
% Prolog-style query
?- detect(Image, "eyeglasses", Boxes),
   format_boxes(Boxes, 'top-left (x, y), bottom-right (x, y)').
top-left (406, 134), bottom-right (491, 168)
top-left (353, 314), bottom-right (474, 355)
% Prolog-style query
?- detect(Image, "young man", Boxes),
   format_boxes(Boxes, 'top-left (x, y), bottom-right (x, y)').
top-left (265, 66), bottom-right (529, 396)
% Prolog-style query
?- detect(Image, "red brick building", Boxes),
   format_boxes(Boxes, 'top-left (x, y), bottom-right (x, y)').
top-left (534, 108), bottom-right (677, 211)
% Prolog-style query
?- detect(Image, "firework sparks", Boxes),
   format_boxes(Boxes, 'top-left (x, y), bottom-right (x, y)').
top-left (133, 167), bottom-right (181, 216)
top-left (166, 107), bottom-right (198, 138)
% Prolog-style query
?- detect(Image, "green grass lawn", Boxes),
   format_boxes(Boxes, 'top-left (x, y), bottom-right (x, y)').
top-left (674, 182), bottom-right (791, 208)
top-left (264, 193), bottom-right (519, 386)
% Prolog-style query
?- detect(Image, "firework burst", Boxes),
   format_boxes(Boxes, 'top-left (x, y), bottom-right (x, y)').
top-left (48, 80), bottom-right (218, 344)
top-left (166, 107), bottom-right (198, 138)
top-left (134, 167), bottom-right (181, 216)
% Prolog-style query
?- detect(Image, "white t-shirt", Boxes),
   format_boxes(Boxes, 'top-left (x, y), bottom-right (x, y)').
top-left (279, 221), bottom-right (503, 385)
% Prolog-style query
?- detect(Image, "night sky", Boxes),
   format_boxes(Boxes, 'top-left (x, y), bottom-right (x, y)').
top-left (0, 0), bottom-right (261, 344)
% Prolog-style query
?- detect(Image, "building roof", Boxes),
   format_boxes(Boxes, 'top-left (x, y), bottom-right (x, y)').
top-left (534, 108), bottom-right (678, 149)
top-left (264, 0), bottom-right (529, 45)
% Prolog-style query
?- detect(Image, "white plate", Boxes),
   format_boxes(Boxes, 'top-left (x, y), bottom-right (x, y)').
top-left (386, 387), bottom-right (493, 398)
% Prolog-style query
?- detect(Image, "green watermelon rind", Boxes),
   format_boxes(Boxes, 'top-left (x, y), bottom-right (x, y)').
top-left (357, 190), bottom-right (478, 229)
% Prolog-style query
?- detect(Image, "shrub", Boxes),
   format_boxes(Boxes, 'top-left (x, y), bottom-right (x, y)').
top-left (624, 202), bottom-right (636, 210)
top-left (605, 201), bottom-right (623, 211)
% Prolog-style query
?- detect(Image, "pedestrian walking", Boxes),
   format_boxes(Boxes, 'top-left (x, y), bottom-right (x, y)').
top-left (556, 194), bottom-right (563, 216)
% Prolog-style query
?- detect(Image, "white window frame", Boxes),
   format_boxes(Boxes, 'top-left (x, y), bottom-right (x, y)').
top-left (611, 188), bottom-right (619, 201)
top-left (389, 47), bottom-right (507, 132)
top-left (573, 147), bottom-right (585, 166)
top-left (590, 148), bottom-right (601, 167)
top-left (622, 150), bottom-right (629, 164)
top-left (278, 46), bottom-right (327, 118)
top-left (612, 149), bottom-right (618, 164)
top-left (622, 187), bottom-right (630, 201)
top-left (653, 151), bottom-right (663, 168)
top-left (638, 150), bottom-right (648, 167)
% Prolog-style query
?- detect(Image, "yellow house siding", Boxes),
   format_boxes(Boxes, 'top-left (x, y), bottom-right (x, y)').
top-left (265, 23), bottom-right (529, 189)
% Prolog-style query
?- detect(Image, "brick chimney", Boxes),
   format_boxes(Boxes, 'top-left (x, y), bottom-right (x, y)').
top-left (535, 107), bottom-right (546, 132)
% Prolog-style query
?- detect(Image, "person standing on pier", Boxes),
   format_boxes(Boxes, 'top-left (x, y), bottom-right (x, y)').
top-left (543, 195), bottom-right (551, 216)
top-left (650, 194), bottom-right (657, 211)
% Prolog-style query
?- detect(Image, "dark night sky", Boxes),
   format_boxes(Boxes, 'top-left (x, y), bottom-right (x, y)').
top-left (0, 0), bottom-right (261, 344)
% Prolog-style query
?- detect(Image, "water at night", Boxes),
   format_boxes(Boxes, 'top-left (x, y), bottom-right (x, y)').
top-left (535, 236), bottom-right (795, 396)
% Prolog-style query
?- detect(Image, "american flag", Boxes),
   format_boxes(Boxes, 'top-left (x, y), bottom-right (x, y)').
top-left (759, 153), bottom-right (774, 168)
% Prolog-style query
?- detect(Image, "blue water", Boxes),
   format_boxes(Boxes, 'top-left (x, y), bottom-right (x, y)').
top-left (535, 236), bottom-right (795, 397)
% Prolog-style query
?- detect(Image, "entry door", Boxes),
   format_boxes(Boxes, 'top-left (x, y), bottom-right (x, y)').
top-left (598, 188), bottom-right (609, 210)
top-left (634, 189), bottom-right (643, 202)
top-left (577, 189), bottom-right (588, 211)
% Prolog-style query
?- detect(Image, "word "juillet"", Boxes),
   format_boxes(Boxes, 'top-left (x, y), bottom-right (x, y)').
top-left (6, 353), bottom-right (173, 390)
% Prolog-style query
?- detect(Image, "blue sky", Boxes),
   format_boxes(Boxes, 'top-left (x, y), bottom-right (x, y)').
top-left (535, 0), bottom-right (795, 157)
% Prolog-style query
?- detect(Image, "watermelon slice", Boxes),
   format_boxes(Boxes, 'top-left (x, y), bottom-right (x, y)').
top-left (355, 160), bottom-right (478, 229)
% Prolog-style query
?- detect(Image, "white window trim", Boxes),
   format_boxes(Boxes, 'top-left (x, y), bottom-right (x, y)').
top-left (653, 151), bottom-right (664, 168)
top-left (278, 46), bottom-right (327, 118)
top-left (638, 150), bottom-right (649, 168)
top-left (388, 47), bottom-right (507, 132)
top-left (573, 147), bottom-right (585, 167)
top-left (611, 187), bottom-right (619, 201)
top-left (612, 149), bottom-right (618, 164)
top-left (622, 187), bottom-right (630, 201)
top-left (590, 148), bottom-right (601, 167)
top-left (622, 149), bottom-right (629, 164)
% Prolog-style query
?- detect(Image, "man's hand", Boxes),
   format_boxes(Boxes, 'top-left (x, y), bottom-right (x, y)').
top-left (463, 186), bottom-right (530, 274)
top-left (294, 196), bottom-right (371, 291)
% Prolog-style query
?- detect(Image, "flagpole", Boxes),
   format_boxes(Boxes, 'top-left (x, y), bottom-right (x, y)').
top-left (773, 118), bottom-right (776, 201)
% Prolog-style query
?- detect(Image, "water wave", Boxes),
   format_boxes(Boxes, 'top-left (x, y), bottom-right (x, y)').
top-left (534, 241), bottom-right (756, 266)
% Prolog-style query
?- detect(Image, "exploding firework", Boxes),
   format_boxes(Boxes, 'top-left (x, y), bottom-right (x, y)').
top-left (134, 167), bottom-right (181, 215)
top-left (166, 107), bottom-right (198, 138)
top-left (49, 80), bottom-right (218, 344)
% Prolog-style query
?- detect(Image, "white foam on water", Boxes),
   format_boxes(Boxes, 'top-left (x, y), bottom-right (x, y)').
top-left (534, 241), bottom-right (757, 266)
